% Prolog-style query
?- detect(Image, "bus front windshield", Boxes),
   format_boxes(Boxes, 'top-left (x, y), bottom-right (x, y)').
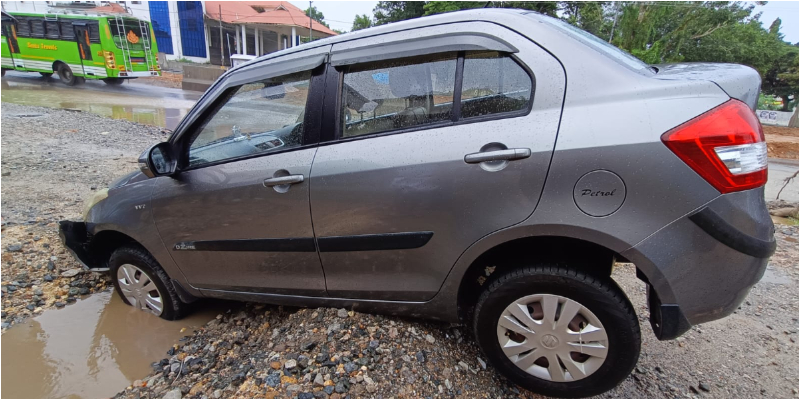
top-left (108, 19), bottom-right (146, 51)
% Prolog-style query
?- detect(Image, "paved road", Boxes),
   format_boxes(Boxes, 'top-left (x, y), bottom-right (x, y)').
top-left (766, 159), bottom-right (799, 203)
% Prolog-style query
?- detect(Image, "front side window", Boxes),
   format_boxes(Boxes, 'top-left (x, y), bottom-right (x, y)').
top-left (461, 51), bottom-right (532, 119)
top-left (341, 53), bottom-right (457, 138)
top-left (187, 70), bottom-right (312, 168)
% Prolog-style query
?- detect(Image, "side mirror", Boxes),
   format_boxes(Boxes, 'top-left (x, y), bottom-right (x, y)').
top-left (138, 142), bottom-right (176, 178)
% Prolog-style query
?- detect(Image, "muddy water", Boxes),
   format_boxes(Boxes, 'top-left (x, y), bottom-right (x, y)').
top-left (1, 73), bottom-right (198, 130)
top-left (1, 291), bottom-right (223, 399)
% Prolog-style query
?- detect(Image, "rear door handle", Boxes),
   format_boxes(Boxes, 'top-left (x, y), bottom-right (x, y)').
top-left (464, 148), bottom-right (531, 164)
top-left (263, 174), bottom-right (304, 187)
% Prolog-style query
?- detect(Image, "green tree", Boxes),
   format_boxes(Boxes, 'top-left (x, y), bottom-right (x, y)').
top-left (352, 14), bottom-right (373, 31)
top-left (304, 5), bottom-right (330, 28)
top-left (373, 1), bottom-right (426, 25)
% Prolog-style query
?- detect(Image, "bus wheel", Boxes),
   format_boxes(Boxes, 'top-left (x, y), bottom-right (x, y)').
top-left (39, 72), bottom-right (53, 78)
top-left (103, 78), bottom-right (124, 85)
top-left (58, 64), bottom-right (79, 86)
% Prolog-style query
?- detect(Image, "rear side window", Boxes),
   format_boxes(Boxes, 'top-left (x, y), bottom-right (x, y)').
top-left (461, 51), bottom-right (532, 119)
top-left (339, 51), bottom-right (532, 138)
top-left (29, 18), bottom-right (45, 38)
top-left (16, 18), bottom-right (31, 37)
top-left (341, 53), bottom-right (457, 138)
top-left (45, 21), bottom-right (60, 39)
top-left (60, 21), bottom-right (75, 40)
top-left (187, 70), bottom-right (312, 168)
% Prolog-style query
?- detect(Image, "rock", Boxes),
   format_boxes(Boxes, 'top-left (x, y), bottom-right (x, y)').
top-left (298, 393), bottom-right (314, 399)
top-left (324, 386), bottom-right (334, 395)
top-left (6, 244), bottom-right (23, 252)
top-left (43, 275), bottom-right (54, 282)
top-left (163, 388), bottom-right (182, 399)
top-left (416, 351), bottom-right (426, 363)
top-left (335, 381), bottom-right (348, 393)
top-left (269, 361), bottom-right (281, 369)
top-left (477, 357), bottom-right (486, 370)
top-left (285, 359), bottom-right (297, 370)
top-left (61, 269), bottom-right (81, 278)
top-left (699, 382), bottom-right (711, 392)
top-left (337, 308), bottom-right (348, 318)
top-left (445, 379), bottom-right (453, 390)
top-left (301, 341), bottom-right (316, 351)
top-left (344, 362), bottom-right (357, 374)
top-left (425, 334), bottom-right (435, 344)
top-left (366, 384), bottom-right (378, 393)
top-left (314, 373), bottom-right (325, 387)
top-left (212, 389), bottom-right (222, 399)
top-left (68, 288), bottom-right (80, 296)
top-left (265, 372), bottom-right (281, 388)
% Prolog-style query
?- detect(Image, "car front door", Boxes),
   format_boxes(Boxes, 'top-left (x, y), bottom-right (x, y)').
top-left (309, 23), bottom-right (566, 301)
top-left (152, 50), bottom-right (329, 296)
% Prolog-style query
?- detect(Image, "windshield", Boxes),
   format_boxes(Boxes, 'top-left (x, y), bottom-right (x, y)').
top-left (108, 19), bottom-right (146, 51)
top-left (528, 12), bottom-right (652, 73)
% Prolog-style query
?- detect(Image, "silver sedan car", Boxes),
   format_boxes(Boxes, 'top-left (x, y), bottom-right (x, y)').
top-left (60, 9), bottom-right (774, 397)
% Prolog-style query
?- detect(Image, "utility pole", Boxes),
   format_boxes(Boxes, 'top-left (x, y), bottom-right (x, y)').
top-left (309, 1), bottom-right (313, 43)
top-left (219, 5), bottom-right (224, 66)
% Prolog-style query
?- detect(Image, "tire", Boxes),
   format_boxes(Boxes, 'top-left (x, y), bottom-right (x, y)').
top-left (39, 72), bottom-right (53, 78)
top-left (57, 63), bottom-right (78, 86)
top-left (103, 78), bottom-right (124, 85)
top-left (109, 245), bottom-right (186, 320)
top-left (1, 69), bottom-right (6, 77)
top-left (473, 265), bottom-right (640, 398)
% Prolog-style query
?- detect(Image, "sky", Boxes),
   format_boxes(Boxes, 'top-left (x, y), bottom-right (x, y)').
top-left (292, 1), bottom-right (800, 43)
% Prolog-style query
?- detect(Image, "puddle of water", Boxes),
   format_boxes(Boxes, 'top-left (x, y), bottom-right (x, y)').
top-left (1, 291), bottom-right (224, 399)
top-left (1, 75), bottom-right (197, 130)
top-left (760, 265), bottom-right (791, 285)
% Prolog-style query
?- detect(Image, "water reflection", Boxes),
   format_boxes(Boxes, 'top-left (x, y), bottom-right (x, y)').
top-left (1, 292), bottom-right (226, 399)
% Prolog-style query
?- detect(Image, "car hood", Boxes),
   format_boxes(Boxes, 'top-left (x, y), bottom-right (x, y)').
top-left (109, 170), bottom-right (148, 189)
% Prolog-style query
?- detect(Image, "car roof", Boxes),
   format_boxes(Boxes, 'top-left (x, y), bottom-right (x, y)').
top-left (230, 8), bottom-right (541, 73)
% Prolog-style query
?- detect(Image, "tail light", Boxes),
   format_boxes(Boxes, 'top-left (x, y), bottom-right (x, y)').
top-left (661, 99), bottom-right (767, 193)
top-left (103, 51), bottom-right (116, 69)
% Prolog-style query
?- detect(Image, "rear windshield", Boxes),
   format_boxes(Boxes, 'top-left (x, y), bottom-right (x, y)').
top-left (528, 12), bottom-right (653, 74)
top-left (108, 19), bottom-right (146, 51)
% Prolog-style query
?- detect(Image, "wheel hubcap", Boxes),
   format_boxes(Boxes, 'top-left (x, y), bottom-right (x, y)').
top-left (496, 294), bottom-right (609, 382)
top-left (117, 264), bottom-right (163, 316)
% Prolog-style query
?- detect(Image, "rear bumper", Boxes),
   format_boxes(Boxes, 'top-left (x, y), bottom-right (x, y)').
top-left (58, 221), bottom-right (107, 272)
top-left (119, 71), bottom-right (160, 78)
top-left (623, 187), bottom-right (774, 340)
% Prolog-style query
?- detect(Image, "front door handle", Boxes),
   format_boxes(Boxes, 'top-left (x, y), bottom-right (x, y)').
top-left (263, 174), bottom-right (304, 187)
top-left (464, 148), bottom-right (531, 164)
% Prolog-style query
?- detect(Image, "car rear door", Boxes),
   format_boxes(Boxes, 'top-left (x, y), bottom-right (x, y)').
top-left (309, 23), bottom-right (565, 301)
top-left (151, 46), bottom-right (330, 296)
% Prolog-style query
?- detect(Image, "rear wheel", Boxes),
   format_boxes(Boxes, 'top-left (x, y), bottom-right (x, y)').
top-left (473, 265), bottom-right (640, 398)
top-left (57, 64), bottom-right (83, 86)
top-left (103, 78), bottom-right (124, 85)
top-left (109, 245), bottom-right (185, 320)
top-left (39, 72), bottom-right (53, 78)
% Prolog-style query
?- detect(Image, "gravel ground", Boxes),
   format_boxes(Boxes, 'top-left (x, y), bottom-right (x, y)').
top-left (1, 103), bottom-right (169, 330)
top-left (1, 104), bottom-right (797, 398)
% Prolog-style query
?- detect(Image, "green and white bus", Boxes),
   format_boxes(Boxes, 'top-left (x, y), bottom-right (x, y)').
top-left (1, 11), bottom-right (160, 85)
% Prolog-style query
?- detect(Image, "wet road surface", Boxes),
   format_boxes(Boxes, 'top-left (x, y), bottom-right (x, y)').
top-left (1, 71), bottom-right (200, 130)
top-left (1, 291), bottom-right (231, 399)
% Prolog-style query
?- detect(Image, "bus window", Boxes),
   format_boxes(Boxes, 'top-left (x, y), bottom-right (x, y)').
top-left (16, 18), bottom-right (30, 37)
top-left (45, 21), bottom-right (60, 39)
top-left (88, 22), bottom-right (100, 43)
top-left (30, 18), bottom-right (45, 38)
top-left (108, 19), bottom-right (145, 50)
top-left (60, 21), bottom-right (75, 40)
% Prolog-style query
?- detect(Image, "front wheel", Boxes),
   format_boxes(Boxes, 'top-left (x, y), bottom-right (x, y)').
top-left (109, 246), bottom-right (186, 320)
top-left (473, 266), bottom-right (641, 398)
top-left (102, 78), bottom-right (124, 85)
